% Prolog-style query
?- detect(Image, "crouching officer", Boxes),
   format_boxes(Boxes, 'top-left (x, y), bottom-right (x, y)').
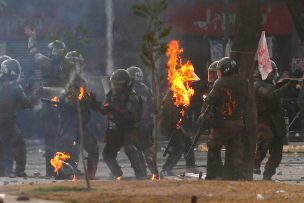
top-left (0, 59), bottom-right (38, 177)
top-left (101, 69), bottom-right (147, 180)
top-left (202, 57), bottom-right (248, 180)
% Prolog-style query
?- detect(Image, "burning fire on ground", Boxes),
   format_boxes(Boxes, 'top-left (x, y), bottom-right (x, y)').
top-left (116, 176), bottom-right (123, 181)
top-left (166, 40), bottom-right (199, 128)
top-left (150, 174), bottom-right (159, 181)
top-left (50, 152), bottom-right (71, 176)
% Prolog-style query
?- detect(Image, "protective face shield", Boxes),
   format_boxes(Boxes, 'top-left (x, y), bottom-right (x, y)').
top-left (0, 55), bottom-right (12, 65)
top-left (110, 69), bottom-right (132, 94)
top-left (271, 60), bottom-right (279, 81)
top-left (266, 60), bottom-right (279, 82)
top-left (207, 61), bottom-right (218, 83)
top-left (216, 57), bottom-right (238, 77)
top-left (47, 40), bottom-right (66, 60)
top-left (0, 58), bottom-right (21, 81)
top-left (126, 66), bottom-right (143, 82)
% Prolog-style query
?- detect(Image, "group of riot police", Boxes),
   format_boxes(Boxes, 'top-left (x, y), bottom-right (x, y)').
top-left (0, 26), bottom-right (158, 180)
top-left (201, 57), bottom-right (298, 181)
top-left (0, 26), bottom-right (298, 180)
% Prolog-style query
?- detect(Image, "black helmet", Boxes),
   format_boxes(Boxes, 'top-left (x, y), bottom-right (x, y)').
top-left (126, 66), bottom-right (143, 82)
top-left (216, 57), bottom-right (238, 76)
top-left (48, 40), bottom-right (66, 57)
top-left (0, 58), bottom-right (21, 80)
top-left (110, 69), bottom-right (131, 86)
top-left (110, 69), bottom-right (132, 94)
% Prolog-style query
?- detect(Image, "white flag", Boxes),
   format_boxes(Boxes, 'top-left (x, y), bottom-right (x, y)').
top-left (257, 31), bottom-right (272, 80)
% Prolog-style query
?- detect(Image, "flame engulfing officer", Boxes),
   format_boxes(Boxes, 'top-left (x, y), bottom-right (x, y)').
top-left (101, 69), bottom-right (147, 180)
top-left (50, 51), bottom-right (100, 180)
top-left (25, 27), bottom-right (71, 177)
top-left (0, 59), bottom-right (37, 177)
top-left (126, 66), bottom-right (158, 177)
top-left (202, 57), bottom-right (248, 180)
top-left (253, 60), bottom-right (297, 180)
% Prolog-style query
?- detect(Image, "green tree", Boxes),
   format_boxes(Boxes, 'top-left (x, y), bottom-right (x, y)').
top-left (47, 24), bottom-right (91, 53)
top-left (133, 0), bottom-right (170, 162)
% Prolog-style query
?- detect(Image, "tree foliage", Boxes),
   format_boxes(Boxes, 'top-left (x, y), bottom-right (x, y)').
top-left (47, 24), bottom-right (91, 54)
top-left (133, 0), bottom-right (170, 69)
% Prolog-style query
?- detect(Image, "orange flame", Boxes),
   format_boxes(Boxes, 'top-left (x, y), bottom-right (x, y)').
top-left (50, 152), bottom-right (71, 175)
top-left (51, 96), bottom-right (59, 107)
top-left (150, 174), bottom-right (159, 181)
top-left (78, 86), bottom-right (85, 101)
top-left (116, 176), bottom-right (122, 181)
top-left (225, 89), bottom-right (237, 116)
top-left (166, 40), bottom-right (199, 128)
top-left (72, 175), bottom-right (77, 182)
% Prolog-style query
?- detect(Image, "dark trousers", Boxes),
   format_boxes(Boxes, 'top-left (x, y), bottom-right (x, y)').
top-left (0, 139), bottom-right (13, 176)
top-left (206, 120), bottom-right (243, 180)
top-left (162, 131), bottom-right (195, 172)
top-left (137, 125), bottom-right (158, 174)
top-left (103, 127), bottom-right (146, 178)
top-left (254, 122), bottom-right (283, 178)
top-left (0, 118), bottom-right (26, 174)
top-left (42, 104), bottom-right (59, 176)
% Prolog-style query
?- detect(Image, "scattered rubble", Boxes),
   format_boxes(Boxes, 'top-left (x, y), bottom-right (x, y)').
top-left (16, 192), bottom-right (30, 201)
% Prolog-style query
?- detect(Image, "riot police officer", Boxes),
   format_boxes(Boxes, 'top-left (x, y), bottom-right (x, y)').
top-left (202, 57), bottom-right (248, 180)
top-left (101, 69), bottom-right (147, 180)
top-left (46, 51), bottom-right (100, 180)
top-left (253, 60), bottom-right (297, 180)
top-left (0, 59), bottom-right (37, 177)
top-left (25, 27), bottom-right (70, 177)
top-left (126, 66), bottom-right (158, 177)
top-left (0, 55), bottom-right (14, 176)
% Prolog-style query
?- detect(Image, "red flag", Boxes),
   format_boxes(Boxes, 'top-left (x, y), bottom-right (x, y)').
top-left (257, 31), bottom-right (272, 80)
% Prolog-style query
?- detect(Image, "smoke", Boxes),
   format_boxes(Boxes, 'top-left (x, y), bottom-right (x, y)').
top-left (105, 0), bottom-right (114, 76)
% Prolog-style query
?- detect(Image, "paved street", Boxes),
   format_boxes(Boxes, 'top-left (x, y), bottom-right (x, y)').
top-left (1, 139), bottom-right (304, 184)
top-left (1, 139), bottom-right (304, 202)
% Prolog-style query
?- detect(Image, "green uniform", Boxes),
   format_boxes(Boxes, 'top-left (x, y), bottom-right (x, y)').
top-left (0, 81), bottom-right (35, 176)
top-left (102, 89), bottom-right (147, 179)
top-left (204, 74), bottom-right (248, 180)
top-left (254, 79), bottom-right (291, 179)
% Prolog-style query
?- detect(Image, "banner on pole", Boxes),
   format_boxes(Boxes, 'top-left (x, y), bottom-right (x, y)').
top-left (257, 31), bottom-right (272, 80)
